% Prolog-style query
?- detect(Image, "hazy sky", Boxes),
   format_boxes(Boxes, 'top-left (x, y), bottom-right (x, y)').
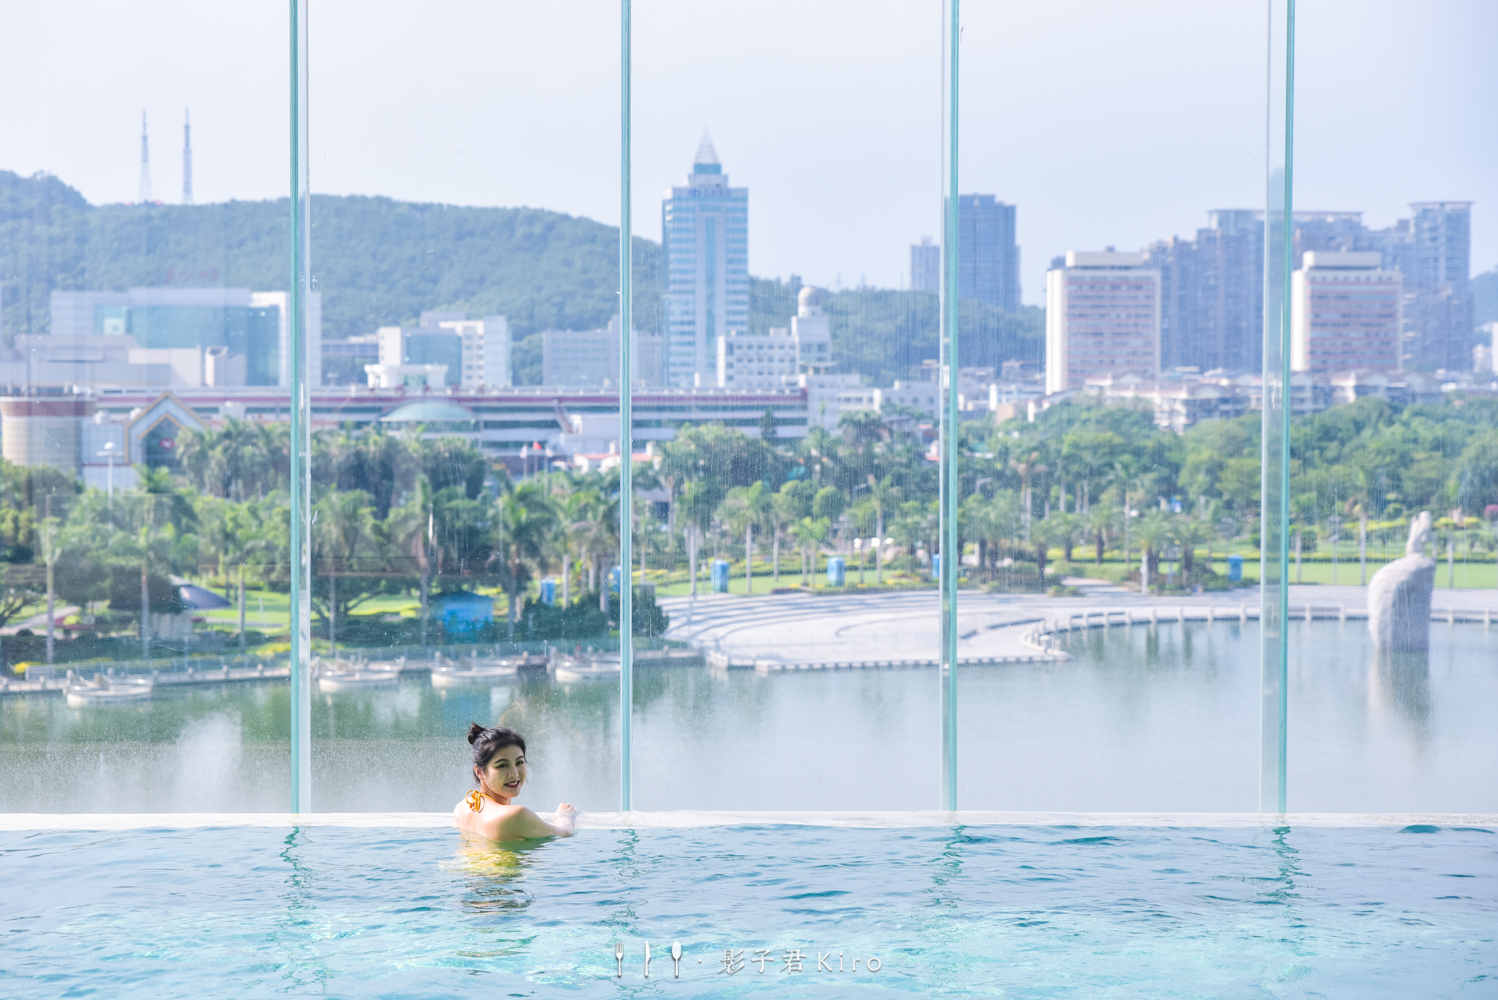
top-left (3, 0), bottom-right (1493, 305)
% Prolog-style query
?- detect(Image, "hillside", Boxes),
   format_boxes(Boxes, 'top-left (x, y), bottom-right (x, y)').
top-left (1, 169), bottom-right (1041, 385)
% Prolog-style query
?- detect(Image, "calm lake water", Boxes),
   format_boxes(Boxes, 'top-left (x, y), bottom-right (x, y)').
top-left (2, 621), bottom-right (1493, 813)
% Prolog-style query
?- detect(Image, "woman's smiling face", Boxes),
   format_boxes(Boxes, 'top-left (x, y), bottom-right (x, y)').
top-left (476, 745), bottom-right (527, 800)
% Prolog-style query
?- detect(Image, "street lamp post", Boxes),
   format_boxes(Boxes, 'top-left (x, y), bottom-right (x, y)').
top-left (97, 441), bottom-right (118, 500)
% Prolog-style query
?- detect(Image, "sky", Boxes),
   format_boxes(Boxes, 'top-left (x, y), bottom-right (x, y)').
top-left (2, 0), bottom-right (1493, 306)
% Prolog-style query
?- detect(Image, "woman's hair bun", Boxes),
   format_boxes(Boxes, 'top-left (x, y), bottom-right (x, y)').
top-left (466, 721), bottom-right (487, 745)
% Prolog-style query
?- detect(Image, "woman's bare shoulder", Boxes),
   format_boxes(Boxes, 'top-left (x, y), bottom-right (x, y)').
top-left (484, 804), bottom-right (550, 842)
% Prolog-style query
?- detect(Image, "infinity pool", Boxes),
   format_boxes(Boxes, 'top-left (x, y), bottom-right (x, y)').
top-left (3, 621), bottom-right (1494, 814)
top-left (2, 820), bottom-right (1494, 998)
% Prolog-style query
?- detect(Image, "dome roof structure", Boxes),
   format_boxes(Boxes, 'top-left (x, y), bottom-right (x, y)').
top-left (378, 399), bottom-right (477, 425)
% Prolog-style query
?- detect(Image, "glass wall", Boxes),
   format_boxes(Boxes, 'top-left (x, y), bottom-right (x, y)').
top-left (302, 0), bottom-right (623, 813)
top-left (1281, 0), bottom-right (1497, 813)
top-left (625, 0), bottom-right (944, 810)
top-left (2, 0), bottom-right (1492, 820)
top-left (0, 2), bottom-right (294, 811)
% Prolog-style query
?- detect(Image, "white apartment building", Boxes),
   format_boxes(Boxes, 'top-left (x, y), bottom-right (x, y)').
top-left (1045, 251), bottom-right (1161, 394)
top-left (370, 314), bottom-right (508, 389)
top-left (717, 328), bottom-right (798, 389)
top-left (1290, 251), bottom-right (1403, 374)
top-left (791, 286), bottom-right (833, 371)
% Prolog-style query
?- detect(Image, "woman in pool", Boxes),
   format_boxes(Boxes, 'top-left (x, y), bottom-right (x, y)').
top-left (454, 723), bottom-right (578, 842)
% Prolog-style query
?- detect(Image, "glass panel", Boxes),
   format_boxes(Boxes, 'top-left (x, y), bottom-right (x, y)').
top-left (292, 3), bottom-right (620, 812)
top-left (631, 1), bottom-right (945, 809)
top-left (955, 2), bottom-right (1272, 810)
top-left (1284, 2), bottom-right (1495, 812)
top-left (0, 3), bottom-right (292, 810)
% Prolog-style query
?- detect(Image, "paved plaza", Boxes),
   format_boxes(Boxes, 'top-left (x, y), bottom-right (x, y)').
top-left (661, 580), bottom-right (1498, 668)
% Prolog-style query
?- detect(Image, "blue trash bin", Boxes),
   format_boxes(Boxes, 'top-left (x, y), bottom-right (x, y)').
top-left (609, 566), bottom-right (623, 594)
top-left (931, 553), bottom-right (940, 579)
top-left (540, 578), bottom-right (557, 606)
top-left (826, 556), bottom-right (846, 586)
top-left (1227, 553), bottom-right (1243, 582)
top-left (711, 559), bottom-right (730, 593)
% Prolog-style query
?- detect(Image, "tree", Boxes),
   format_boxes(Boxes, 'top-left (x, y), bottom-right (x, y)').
top-left (721, 481), bottom-right (772, 594)
top-left (1086, 504), bottom-right (1119, 565)
top-left (867, 475), bottom-right (899, 583)
top-left (790, 516), bottom-right (831, 587)
top-left (113, 466), bottom-right (198, 658)
top-left (1133, 511), bottom-right (1175, 594)
top-left (679, 479), bottom-right (722, 597)
top-left (496, 482), bottom-right (558, 639)
top-left (313, 490), bottom-right (383, 652)
top-left (770, 479), bottom-right (813, 582)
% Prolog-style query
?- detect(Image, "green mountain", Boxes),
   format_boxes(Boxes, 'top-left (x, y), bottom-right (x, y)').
top-left (1, 169), bottom-right (1041, 385)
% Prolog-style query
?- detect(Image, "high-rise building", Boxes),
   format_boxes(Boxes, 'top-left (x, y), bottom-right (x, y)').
top-left (958, 195), bottom-right (1020, 311)
top-left (1045, 251), bottom-right (1161, 394)
top-left (1144, 209), bottom-right (1263, 374)
top-left (1288, 204), bottom-right (1473, 371)
top-left (182, 109), bottom-right (194, 206)
top-left (910, 237), bottom-right (940, 294)
top-left (1405, 202), bottom-right (1473, 371)
top-left (662, 134), bottom-right (748, 388)
top-left (1290, 251), bottom-right (1402, 374)
top-left (138, 111), bottom-right (152, 204)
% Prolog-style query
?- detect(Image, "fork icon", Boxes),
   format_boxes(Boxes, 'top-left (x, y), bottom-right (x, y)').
top-left (614, 940), bottom-right (624, 977)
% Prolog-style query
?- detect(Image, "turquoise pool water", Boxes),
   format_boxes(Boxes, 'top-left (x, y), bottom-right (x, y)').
top-left (2, 821), bottom-right (1494, 998)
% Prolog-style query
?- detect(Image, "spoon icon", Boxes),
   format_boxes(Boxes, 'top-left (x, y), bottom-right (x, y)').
top-left (671, 941), bottom-right (683, 978)
top-left (614, 940), bottom-right (624, 977)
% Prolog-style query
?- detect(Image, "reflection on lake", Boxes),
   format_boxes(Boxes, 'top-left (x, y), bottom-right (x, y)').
top-left (2, 621), bottom-right (1492, 813)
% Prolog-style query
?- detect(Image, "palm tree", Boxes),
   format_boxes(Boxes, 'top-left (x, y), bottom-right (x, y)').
top-left (1175, 512), bottom-right (1214, 588)
top-left (770, 479), bottom-right (812, 583)
top-left (679, 479), bottom-right (722, 597)
top-left (116, 466), bottom-right (198, 659)
top-left (203, 497), bottom-right (276, 656)
top-left (313, 490), bottom-right (380, 653)
top-left (1010, 451), bottom-right (1048, 538)
top-left (721, 481), bottom-right (771, 594)
top-left (790, 516), bottom-right (830, 587)
top-left (496, 483), bottom-right (558, 639)
top-left (387, 477), bottom-right (436, 645)
top-left (1133, 510), bottom-right (1174, 594)
top-left (867, 475), bottom-right (899, 583)
top-left (1086, 504), bottom-right (1119, 566)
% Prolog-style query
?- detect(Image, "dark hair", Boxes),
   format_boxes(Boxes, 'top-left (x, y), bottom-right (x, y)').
top-left (467, 723), bottom-right (526, 780)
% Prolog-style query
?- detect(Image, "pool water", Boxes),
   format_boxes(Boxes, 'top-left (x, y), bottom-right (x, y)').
top-left (2, 821), bottom-right (1494, 998)
top-left (3, 621), bottom-right (1494, 814)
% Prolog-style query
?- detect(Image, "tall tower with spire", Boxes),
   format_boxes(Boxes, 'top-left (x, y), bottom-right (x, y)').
top-left (181, 109), bottom-right (194, 205)
top-left (138, 111), bottom-right (153, 203)
top-left (660, 133), bottom-right (748, 388)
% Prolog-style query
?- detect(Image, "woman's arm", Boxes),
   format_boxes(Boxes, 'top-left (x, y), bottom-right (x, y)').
top-left (487, 802), bottom-right (578, 842)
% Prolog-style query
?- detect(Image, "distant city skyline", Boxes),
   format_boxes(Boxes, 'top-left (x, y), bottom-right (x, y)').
top-left (3, 0), bottom-right (1492, 303)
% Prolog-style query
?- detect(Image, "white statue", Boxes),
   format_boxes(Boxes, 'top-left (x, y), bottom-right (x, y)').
top-left (1367, 511), bottom-right (1435, 651)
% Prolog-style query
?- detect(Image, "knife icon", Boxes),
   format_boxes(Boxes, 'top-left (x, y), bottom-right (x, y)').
top-left (644, 941), bottom-right (652, 978)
